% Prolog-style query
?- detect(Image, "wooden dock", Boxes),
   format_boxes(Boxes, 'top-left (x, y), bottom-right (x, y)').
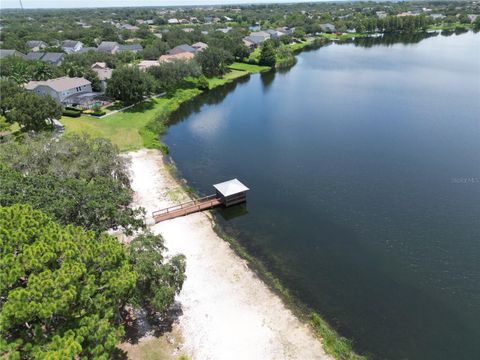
top-left (152, 195), bottom-right (222, 223)
top-left (152, 179), bottom-right (250, 223)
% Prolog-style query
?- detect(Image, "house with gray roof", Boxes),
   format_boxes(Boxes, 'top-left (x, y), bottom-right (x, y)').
top-left (97, 41), bottom-right (120, 54)
top-left (167, 44), bottom-right (196, 55)
top-left (0, 49), bottom-right (25, 58)
top-left (25, 52), bottom-right (64, 65)
top-left (118, 44), bottom-right (143, 53)
top-left (26, 40), bottom-right (47, 52)
top-left (25, 52), bottom-right (45, 61)
top-left (320, 23), bottom-right (336, 33)
top-left (77, 47), bottom-right (97, 53)
top-left (62, 40), bottom-right (83, 53)
top-left (243, 31), bottom-right (271, 46)
top-left (25, 77), bottom-right (92, 103)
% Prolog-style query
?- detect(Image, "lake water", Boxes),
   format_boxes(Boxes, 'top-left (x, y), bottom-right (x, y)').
top-left (163, 32), bottom-right (480, 359)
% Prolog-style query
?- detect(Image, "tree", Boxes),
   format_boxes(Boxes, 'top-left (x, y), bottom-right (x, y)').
top-left (147, 60), bottom-right (201, 93)
top-left (196, 46), bottom-right (234, 77)
top-left (106, 66), bottom-right (154, 105)
top-left (0, 79), bottom-right (22, 116)
top-left (0, 165), bottom-right (145, 235)
top-left (0, 204), bottom-right (137, 359)
top-left (259, 41), bottom-right (277, 67)
top-left (0, 133), bottom-right (131, 188)
top-left (5, 92), bottom-right (62, 132)
top-left (128, 232), bottom-right (186, 313)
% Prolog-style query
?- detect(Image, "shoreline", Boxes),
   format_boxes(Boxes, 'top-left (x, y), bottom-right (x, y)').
top-left (124, 148), bottom-right (333, 360)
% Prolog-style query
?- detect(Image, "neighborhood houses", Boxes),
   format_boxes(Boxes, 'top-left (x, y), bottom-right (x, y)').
top-left (25, 77), bottom-right (92, 103)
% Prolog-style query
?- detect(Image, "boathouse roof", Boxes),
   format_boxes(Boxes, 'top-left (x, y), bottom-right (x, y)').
top-left (213, 179), bottom-right (249, 197)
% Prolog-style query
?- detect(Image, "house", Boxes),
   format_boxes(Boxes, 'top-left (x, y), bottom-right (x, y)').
top-left (25, 52), bottom-right (64, 66)
top-left (91, 62), bottom-right (112, 91)
top-left (97, 41), bottom-right (119, 54)
top-left (167, 44), bottom-right (196, 55)
top-left (376, 11), bottom-right (388, 19)
top-left (320, 24), bottom-right (336, 33)
top-left (0, 49), bottom-right (25, 58)
top-left (153, 33), bottom-right (163, 39)
top-left (25, 77), bottom-right (92, 103)
top-left (276, 27), bottom-right (294, 36)
top-left (25, 52), bottom-right (45, 61)
top-left (242, 38), bottom-right (255, 48)
top-left (26, 40), bottom-right (47, 52)
top-left (77, 47), bottom-right (97, 53)
top-left (62, 40), bottom-right (83, 53)
top-left (121, 24), bottom-right (140, 31)
top-left (168, 18), bottom-right (179, 24)
top-left (40, 52), bottom-right (64, 66)
top-left (192, 42), bottom-right (208, 53)
top-left (182, 28), bottom-right (195, 33)
top-left (265, 29), bottom-right (286, 39)
top-left (137, 60), bottom-right (160, 71)
top-left (159, 52), bottom-right (195, 63)
top-left (468, 14), bottom-right (479, 22)
top-left (118, 44), bottom-right (143, 53)
top-left (216, 27), bottom-right (232, 33)
top-left (430, 14), bottom-right (446, 20)
top-left (244, 31), bottom-right (271, 46)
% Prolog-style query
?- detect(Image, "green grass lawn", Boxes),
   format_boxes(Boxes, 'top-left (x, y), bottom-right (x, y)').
top-left (62, 89), bottom-right (201, 152)
top-left (207, 69), bottom-right (250, 89)
top-left (228, 62), bottom-right (271, 73)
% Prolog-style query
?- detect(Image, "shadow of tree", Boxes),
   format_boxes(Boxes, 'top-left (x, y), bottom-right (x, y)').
top-left (122, 301), bottom-right (183, 345)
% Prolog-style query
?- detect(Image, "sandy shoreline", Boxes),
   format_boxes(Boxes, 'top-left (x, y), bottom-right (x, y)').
top-left (125, 148), bottom-right (332, 360)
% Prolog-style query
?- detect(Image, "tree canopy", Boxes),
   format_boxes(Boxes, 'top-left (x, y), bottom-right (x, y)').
top-left (259, 41), bottom-right (277, 67)
top-left (106, 66), bottom-right (154, 105)
top-left (0, 204), bottom-right (137, 359)
top-left (128, 232), bottom-right (186, 313)
top-left (196, 47), bottom-right (234, 77)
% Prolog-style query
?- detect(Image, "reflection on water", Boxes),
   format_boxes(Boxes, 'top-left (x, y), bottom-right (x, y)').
top-left (163, 32), bottom-right (480, 360)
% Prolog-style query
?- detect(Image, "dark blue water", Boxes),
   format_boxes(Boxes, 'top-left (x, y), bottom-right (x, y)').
top-left (164, 32), bottom-right (480, 359)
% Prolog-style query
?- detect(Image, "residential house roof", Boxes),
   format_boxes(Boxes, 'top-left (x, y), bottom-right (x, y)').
top-left (97, 41), bottom-right (119, 53)
top-left (320, 23), bottom-right (336, 32)
top-left (118, 44), bottom-right (143, 52)
top-left (121, 24), bottom-right (139, 31)
top-left (137, 60), bottom-right (160, 71)
top-left (0, 49), bottom-right (25, 58)
top-left (26, 40), bottom-right (47, 49)
top-left (167, 44), bottom-right (196, 55)
top-left (62, 40), bottom-right (82, 48)
top-left (25, 52), bottom-right (45, 61)
top-left (77, 47), bottom-right (97, 53)
top-left (159, 52), bottom-right (195, 63)
top-left (25, 77), bottom-right (91, 92)
top-left (192, 42), bottom-right (208, 52)
top-left (40, 52), bottom-right (64, 65)
top-left (25, 52), bottom-right (64, 65)
top-left (92, 67), bottom-right (113, 81)
top-left (91, 62), bottom-right (107, 69)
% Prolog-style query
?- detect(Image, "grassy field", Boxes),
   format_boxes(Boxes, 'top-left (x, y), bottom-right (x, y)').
top-left (62, 68), bottom-right (259, 152)
top-left (62, 88), bottom-right (201, 152)
top-left (228, 62), bottom-right (271, 73)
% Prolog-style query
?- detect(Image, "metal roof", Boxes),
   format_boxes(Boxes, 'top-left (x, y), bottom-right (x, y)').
top-left (213, 179), bottom-right (249, 197)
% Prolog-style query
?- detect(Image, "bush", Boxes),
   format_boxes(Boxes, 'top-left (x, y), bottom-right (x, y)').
top-left (92, 109), bottom-right (106, 117)
top-left (62, 109), bottom-right (81, 117)
top-left (64, 106), bottom-right (83, 113)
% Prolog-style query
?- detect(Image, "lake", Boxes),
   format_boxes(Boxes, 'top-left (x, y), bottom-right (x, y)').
top-left (163, 32), bottom-right (480, 359)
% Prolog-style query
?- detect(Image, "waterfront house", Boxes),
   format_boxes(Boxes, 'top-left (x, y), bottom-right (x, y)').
top-left (320, 23), bottom-right (336, 33)
top-left (62, 40), bottom-right (83, 53)
top-left (25, 77), bottom-right (92, 103)
top-left (137, 60), bottom-right (160, 71)
top-left (26, 40), bottom-right (47, 52)
top-left (243, 31), bottom-right (271, 46)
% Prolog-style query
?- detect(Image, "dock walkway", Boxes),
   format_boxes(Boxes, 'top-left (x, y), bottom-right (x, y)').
top-left (153, 194), bottom-right (222, 223)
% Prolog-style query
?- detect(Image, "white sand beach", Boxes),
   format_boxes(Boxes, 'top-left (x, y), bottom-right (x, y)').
top-left (126, 149), bottom-right (332, 360)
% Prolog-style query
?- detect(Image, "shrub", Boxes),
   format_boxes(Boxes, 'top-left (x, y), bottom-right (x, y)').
top-left (62, 109), bottom-right (81, 117)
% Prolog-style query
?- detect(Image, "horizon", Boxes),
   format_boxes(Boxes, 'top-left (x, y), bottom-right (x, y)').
top-left (1, 0), bottom-right (338, 10)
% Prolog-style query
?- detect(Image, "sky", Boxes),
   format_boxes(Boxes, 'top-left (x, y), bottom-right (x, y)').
top-left (1, 0), bottom-right (328, 9)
